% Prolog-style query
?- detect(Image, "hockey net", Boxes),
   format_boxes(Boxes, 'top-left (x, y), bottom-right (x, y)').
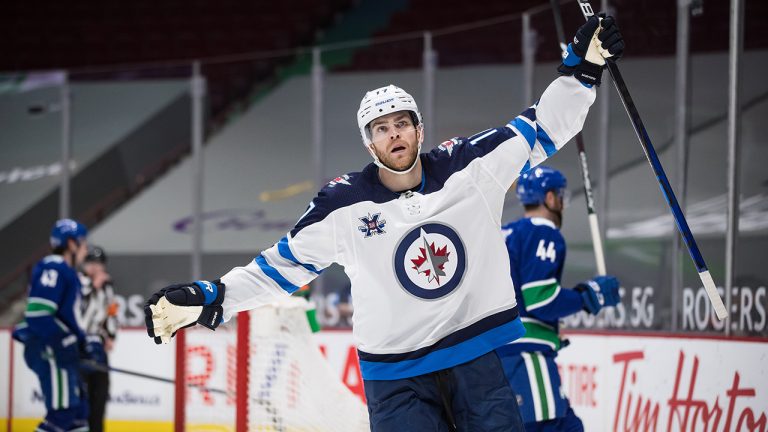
top-left (179, 297), bottom-right (370, 431)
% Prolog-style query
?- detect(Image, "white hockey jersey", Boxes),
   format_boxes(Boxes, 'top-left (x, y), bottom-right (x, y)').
top-left (220, 76), bottom-right (596, 380)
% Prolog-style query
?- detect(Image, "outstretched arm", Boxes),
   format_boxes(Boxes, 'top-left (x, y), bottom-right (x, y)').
top-left (145, 190), bottom-right (338, 344)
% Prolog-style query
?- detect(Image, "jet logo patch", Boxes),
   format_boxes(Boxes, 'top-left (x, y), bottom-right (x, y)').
top-left (394, 223), bottom-right (466, 300)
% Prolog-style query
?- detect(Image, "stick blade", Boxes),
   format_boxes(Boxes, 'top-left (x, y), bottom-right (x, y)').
top-left (699, 270), bottom-right (727, 321)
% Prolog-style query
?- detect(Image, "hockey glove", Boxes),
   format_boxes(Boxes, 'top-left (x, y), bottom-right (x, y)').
top-left (558, 14), bottom-right (624, 86)
top-left (576, 275), bottom-right (621, 315)
top-left (145, 279), bottom-right (226, 345)
top-left (54, 334), bottom-right (82, 363)
top-left (82, 336), bottom-right (107, 365)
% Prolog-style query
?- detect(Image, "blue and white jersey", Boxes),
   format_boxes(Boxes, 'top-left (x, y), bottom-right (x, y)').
top-left (220, 76), bottom-right (596, 380)
top-left (14, 255), bottom-right (86, 346)
top-left (500, 217), bottom-right (585, 355)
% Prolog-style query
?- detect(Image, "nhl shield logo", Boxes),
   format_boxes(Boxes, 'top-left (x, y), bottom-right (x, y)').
top-left (393, 223), bottom-right (467, 300)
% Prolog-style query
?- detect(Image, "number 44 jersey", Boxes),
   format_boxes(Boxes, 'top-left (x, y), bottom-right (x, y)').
top-left (219, 76), bottom-right (596, 380)
top-left (500, 217), bottom-right (586, 356)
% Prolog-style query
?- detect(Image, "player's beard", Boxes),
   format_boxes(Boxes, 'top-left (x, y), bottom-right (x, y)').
top-left (373, 142), bottom-right (420, 173)
top-left (544, 201), bottom-right (564, 228)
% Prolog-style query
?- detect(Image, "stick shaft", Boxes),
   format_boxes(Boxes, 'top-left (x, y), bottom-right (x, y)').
top-left (551, 0), bottom-right (608, 275)
top-left (575, 0), bottom-right (727, 320)
top-left (81, 360), bottom-right (229, 396)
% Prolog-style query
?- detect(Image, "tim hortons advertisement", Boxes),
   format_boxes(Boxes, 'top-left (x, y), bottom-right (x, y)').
top-left (557, 332), bottom-right (768, 432)
top-left (320, 332), bottom-right (768, 431)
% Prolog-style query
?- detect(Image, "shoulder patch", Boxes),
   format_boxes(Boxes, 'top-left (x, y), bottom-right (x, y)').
top-left (437, 138), bottom-right (461, 156)
top-left (328, 174), bottom-right (352, 187)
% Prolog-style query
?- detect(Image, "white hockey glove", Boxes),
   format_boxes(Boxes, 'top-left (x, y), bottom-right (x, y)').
top-left (144, 280), bottom-right (225, 344)
top-left (558, 14), bottom-right (624, 86)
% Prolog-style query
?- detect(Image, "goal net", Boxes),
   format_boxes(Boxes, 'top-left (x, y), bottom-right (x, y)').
top-left (179, 297), bottom-right (370, 431)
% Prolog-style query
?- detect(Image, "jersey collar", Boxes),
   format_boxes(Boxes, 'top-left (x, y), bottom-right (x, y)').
top-left (529, 217), bottom-right (558, 230)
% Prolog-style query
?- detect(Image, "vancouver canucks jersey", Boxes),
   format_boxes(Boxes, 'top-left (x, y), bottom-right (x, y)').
top-left (14, 255), bottom-right (86, 346)
top-left (220, 76), bottom-right (596, 380)
top-left (500, 217), bottom-right (585, 355)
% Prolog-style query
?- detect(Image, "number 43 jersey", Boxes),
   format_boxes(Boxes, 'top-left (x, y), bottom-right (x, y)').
top-left (14, 255), bottom-right (86, 346)
top-left (220, 76), bottom-right (596, 380)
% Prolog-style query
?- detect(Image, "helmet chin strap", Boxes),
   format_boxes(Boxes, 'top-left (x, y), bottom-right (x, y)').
top-left (370, 143), bottom-right (422, 175)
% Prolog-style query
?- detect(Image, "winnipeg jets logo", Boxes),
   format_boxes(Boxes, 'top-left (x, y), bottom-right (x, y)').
top-left (438, 138), bottom-right (460, 156)
top-left (328, 174), bottom-right (351, 187)
top-left (410, 228), bottom-right (450, 284)
top-left (358, 213), bottom-right (386, 237)
top-left (394, 223), bottom-right (466, 300)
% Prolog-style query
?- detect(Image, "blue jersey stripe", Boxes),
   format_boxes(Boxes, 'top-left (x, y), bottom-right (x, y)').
top-left (358, 306), bottom-right (519, 363)
top-left (536, 125), bottom-right (558, 156)
top-left (277, 237), bottom-right (322, 274)
top-left (520, 160), bottom-right (531, 176)
top-left (510, 117), bottom-right (536, 149)
top-left (253, 255), bottom-right (301, 294)
top-left (469, 128), bottom-right (498, 145)
top-left (359, 317), bottom-right (525, 380)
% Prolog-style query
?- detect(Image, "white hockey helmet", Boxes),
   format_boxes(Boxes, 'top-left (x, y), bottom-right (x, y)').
top-left (357, 84), bottom-right (422, 146)
top-left (357, 85), bottom-right (423, 174)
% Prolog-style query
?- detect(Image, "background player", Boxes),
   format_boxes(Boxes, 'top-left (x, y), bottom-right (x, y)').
top-left (145, 15), bottom-right (624, 432)
top-left (11, 219), bottom-right (93, 432)
top-left (496, 167), bottom-right (621, 431)
top-left (79, 245), bottom-right (119, 432)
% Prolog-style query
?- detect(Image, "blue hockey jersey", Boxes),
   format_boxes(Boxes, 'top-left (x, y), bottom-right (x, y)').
top-left (500, 217), bottom-right (585, 355)
top-left (219, 76), bottom-right (596, 380)
top-left (13, 255), bottom-right (86, 347)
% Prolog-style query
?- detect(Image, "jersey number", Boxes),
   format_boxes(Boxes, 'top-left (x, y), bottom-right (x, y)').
top-left (40, 269), bottom-right (59, 287)
top-left (536, 240), bottom-right (556, 263)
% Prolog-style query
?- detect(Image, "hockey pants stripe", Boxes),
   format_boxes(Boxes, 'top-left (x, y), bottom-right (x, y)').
top-left (521, 352), bottom-right (555, 421)
top-left (45, 346), bottom-right (69, 410)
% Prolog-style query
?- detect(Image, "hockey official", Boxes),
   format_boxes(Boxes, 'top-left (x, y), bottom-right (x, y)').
top-left (79, 245), bottom-right (119, 432)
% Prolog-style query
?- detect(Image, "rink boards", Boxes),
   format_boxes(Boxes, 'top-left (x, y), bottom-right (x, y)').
top-left (0, 328), bottom-right (766, 432)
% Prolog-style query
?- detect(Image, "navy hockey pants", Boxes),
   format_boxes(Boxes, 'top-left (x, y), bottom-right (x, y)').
top-left (23, 341), bottom-right (89, 432)
top-left (364, 350), bottom-right (524, 431)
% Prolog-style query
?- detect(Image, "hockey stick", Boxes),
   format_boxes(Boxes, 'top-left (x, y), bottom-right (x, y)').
top-left (80, 359), bottom-right (229, 396)
top-left (575, 0), bottom-right (727, 320)
top-left (551, 0), bottom-right (607, 276)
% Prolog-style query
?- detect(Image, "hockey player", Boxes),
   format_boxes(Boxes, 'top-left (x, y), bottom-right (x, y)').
top-left (496, 166), bottom-right (621, 431)
top-left (79, 245), bottom-right (119, 432)
top-left (12, 219), bottom-right (94, 432)
top-left (145, 15), bottom-right (623, 431)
